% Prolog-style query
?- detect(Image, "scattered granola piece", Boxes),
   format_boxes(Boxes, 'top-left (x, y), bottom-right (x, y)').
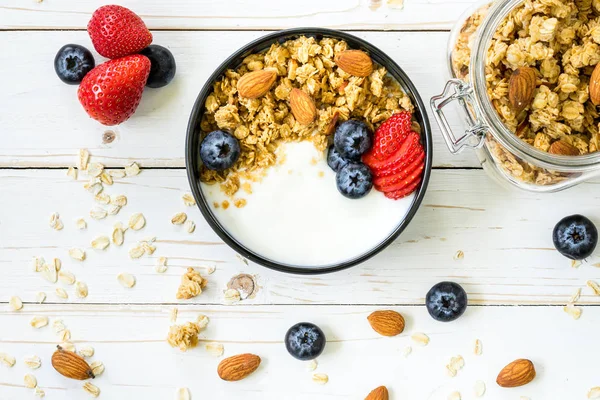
top-left (49, 212), bottom-right (64, 231)
top-left (9, 296), bottom-right (23, 311)
top-left (171, 212), bottom-right (187, 225)
top-left (402, 346), bottom-right (412, 358)
top-left (75, 282), bottom-right (89, 299)
top-left (78, 346), bottom-right (95, 358)
top-left (111, 195), bottom-right (127, 206)
top-left (90, 361), bottom-right (104, 377)
top-left (91, 236), bottom-right (110, 250)
top-left (184, 220), bottom-right (196, 233)
top-left (446, 355), bottom-right (465, 377)
top-left (67, 166), bottom-right (78, 180)
top-left (58, 270), bottom-right (76, 285)
top-left (83, 382), bottom-right (100, 397)
top-left (109, 169), bottom-right (126, 179)
top-left (36, 292), bottom-right (46, 304)
top-left (587, 280), bottom-right (600, 296)
top-left (30, 316), bottom-right (49, 329)
top-left (34, 386), bottom-right (45, 397)
top-left (117, 273), bottom-right (136, 288)
top-left (69, 248), bottom-right (86, 261)
top-left (129, 213), bottom-right (146, 230)
top-left (177, 388), bottom-right (191, 400)
top-left (564, 303), bottom-right (582, 320)
top-left (205, 342), bottom-right (224, 357)
top-left (90, 208), bottom-right (108, 220)
top-left (588, 387), bottom-right (600, 399)
top-left (78, 149), bottom-right (90, 171)
top-left (312, 373), bottom-right (329, 385)
top-left (182, 193), bottom-right (196, 207)
top-left (570, 288), bottom-right (582, 303)
top-left (167, 322), bottom-right (202, 351)
top-left (176, 268), bottom-right (207, 299)
top-left (234, 198), bottom-right (247, 208)
top-left (474, 380), bottom-right (486, 397)
top-left (448, 392), bottom-right (461, 400)
top-left (155, 257), bottom-right (168, 273)
top-left (224, 288), bottom-right (241, 304)
top-left (0, 352), bottom-right (16, 367)
top-left (170, 307), bottom-right (178, 324)
top-left (94, 192), bottom-right (110, 205)
top-left (76, 218), bottom-right (87, 230)
top-left (222, 200), bottom-right (230, 210)
top-left (112, 226), bottom-right (125, 246)
top-left (453, 250), bottom-right (464, 260)
top-left (125, 162), bottom-right (141, 176)
top-left (307, 359), bottom-right (318, 371)
top-left (24, 355), bottom-right (42, 369)
top-left (411, 332), bottom-right (430, 346)
top-left (87, 162), bottom-right (104, 177)
top-left (197, 314), bottom-right (209, 329)
top-left (24, 373), bottom-right (37, 389)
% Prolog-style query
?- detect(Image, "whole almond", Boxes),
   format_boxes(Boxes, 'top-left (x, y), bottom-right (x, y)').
top-left (508, 67), bottom-right (537, 113)
top-left (496, 359), bottom-right (536, 388)
top-left (217, 353), bottom-right (261, 381)
top-left (335, 50), bottom-right (373, 77)
top-left (590, 63), bottom-right (600, 105)
top-left (365, 385), bottom-right (389, 400)
top-left (367, 310), bottom-right (405, 336)
top-left (51, 346), bottom-right (95, 380)
top-left (548, 140), bottom-right (580, 156)
top-left (290, 89), bottom-right (317, 125)
top-left (237, 69), bottom-right (277, 99)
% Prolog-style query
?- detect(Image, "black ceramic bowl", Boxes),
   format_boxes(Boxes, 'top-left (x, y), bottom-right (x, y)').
top-left (186, 28), bottom-right (432, 274)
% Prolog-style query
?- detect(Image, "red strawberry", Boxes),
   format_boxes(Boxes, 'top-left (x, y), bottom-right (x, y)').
top-left (363, 111), bottom-right (412, 164)
top-left (373, 151), bottom-right (425, 189)
top-left (375, 146), bottom-right (425, 178)
top-left (78, 55), bottom-right (150, 126)
top-left (384, 177), bottom-right (422, 200)
top-left (365, 131), bottom-right (421, 174)
top-left (88, 5), bottom-right (152, 59)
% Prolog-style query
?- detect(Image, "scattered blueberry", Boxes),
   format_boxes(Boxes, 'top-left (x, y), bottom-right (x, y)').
top-left (553, 214), bottom-right (598, 260)
top-left (336, 163), bottom-right (373, 199)
top-left (140, 45), bottom-right (176, 88)
top-left (200, 130), bottom-right (241, 171)
top-left (426, 281), bottom-right (467, 322)
top-left (334, 120), bottom-right (372, 160)
top-left (285, 322), bottom-right (326, 361)
top-left (327, 145), bottom-right (350, 172)
top-left (54, 44), bottom-right (95, 85)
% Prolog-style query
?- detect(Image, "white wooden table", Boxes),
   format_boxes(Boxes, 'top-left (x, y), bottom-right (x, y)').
top-left (1, 1), bottom-right (599, 399)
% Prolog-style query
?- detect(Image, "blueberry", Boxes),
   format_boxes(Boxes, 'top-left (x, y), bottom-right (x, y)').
top-left (553, 214), bottom-right (598, 260)
top-left (200, 130), bottom-right (241, 171)
top-left (334, 120), bottom-right (372, 160)
top-left (285, 322), bottom-right (326, 361)
top-left (140, 45), bottom-right (177, 88)
top-left (336, 163), bottom-right (373, 199)
top-left (426, 281), bottom-right (468, 322)
top-left (327, 145), bottom-right (350, 172)
top-left (54, 44), bottom-right (95, 85)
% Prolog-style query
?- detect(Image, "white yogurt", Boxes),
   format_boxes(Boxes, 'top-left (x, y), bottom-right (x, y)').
top-left (201, 141), bottom-right (415, 267)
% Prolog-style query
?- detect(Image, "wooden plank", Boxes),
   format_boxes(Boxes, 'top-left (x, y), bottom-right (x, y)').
top-left (1, 0), bottom-right (478, 30)
top-left (0, 30), bottom-right (478, 168)
top-left (2, 169), bottom-right (599, 306)
top-left (0, 304), bottom-right (598, 399)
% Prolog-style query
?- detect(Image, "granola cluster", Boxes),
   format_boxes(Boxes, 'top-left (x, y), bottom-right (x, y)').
top-left (199, 36), bottom-right (418, 197)
top-left (176, 267), bottom-right (207, 300)
top-left (452, 1), bottom-right (600, 185)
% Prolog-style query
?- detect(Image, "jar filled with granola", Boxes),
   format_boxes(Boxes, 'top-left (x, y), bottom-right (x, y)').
top-left (432, 0), bottom-right (600, 192)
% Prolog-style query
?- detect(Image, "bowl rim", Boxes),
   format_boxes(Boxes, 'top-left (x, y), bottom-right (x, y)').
top-left (185, 27), bottom-right (433, 275)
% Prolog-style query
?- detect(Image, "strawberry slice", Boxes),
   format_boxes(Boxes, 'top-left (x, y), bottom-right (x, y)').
top-left (384, 177), bottom-right (422, 200)
top-left (375, 146), bottom-right (425, 178)
top-left (363, 111), bottom-right (412, 164)
top-left (373, 151), bottom-right (425, 188)
top-left (376, 160), bottom-right (424, 193)
top-left (365, 132), bottom-right (421, 174)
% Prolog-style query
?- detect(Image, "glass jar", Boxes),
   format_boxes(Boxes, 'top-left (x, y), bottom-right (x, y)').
top-left (431, 0), bottom-right (600, 192)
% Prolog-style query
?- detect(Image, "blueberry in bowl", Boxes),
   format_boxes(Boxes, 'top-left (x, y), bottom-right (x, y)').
top-left (553, 214), bottom-right (598, 260)
top-left (285, 322), bottom-right (326, 361)
top-left (200, 130), bottom-right (241, 171)
top-left (334, 120), bottom-right (372, 160)
top-left (336, 162), bottom-right (373, 199)
top-left (327, 145), bottom-right (350, 173)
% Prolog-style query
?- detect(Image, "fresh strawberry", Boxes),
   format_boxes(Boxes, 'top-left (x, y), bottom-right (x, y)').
top-left (384, 177), bottom-right (422, 200)
top-left (365, 131), bottom-right (422, 174)
top-left (77, 55), bottom-right (150, 126)
top-left (373, 151), bottom-right (425, 189)
top-left (376, 161), bottom-right (424, 193)
top-left (363, 111), bottom-right (412, 164)
top-left (375, 146), bottom-right (425, 178)
top-left (88, 5), bottom-right (152, 59)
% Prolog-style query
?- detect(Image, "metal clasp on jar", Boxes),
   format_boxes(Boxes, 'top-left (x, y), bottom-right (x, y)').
top-left (430, 79), bottom-right (488, 154)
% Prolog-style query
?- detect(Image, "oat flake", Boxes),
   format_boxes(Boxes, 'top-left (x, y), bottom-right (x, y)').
top-left (83, 382), bottom-right (100, 397)
top-left (312, 373), bottom-right (329, 384)
top-left (41, 264), bottom-right (58, 283)
top-left (69, 248), bottom-right (86, 261)
top-left (184, 220), bottom-right (196, 233)
top-left (109, 169), bottom-right (126, 179)
top-left (474, 339), bottom-right (483, 355)
top-left (197, 314), bottom-right (209, 329)
top-left (34, 386), bottom-right (45, 398)
top-left (129, 245), bottom-right (145, 259)
top-left (49, 212), bottom-right (63, 231)
top-left (24, 355), bottom-right (41, 370)
top-left (453, 250), bottom-right (464, 260)
top-left (224, 288), bottom-right (241, 304)
top-left (30, 316), bottom-right (49, 329)
top-left (75, 281), bottom-right (89, 298)
top-left (474, 380), bottom-right (486, 397)
top-left (402, 345), bottom-right (412, 358)
top-left (129, 213), bottom-right (146, 230)
top-left (36, 292), bottom-right (46, 304)
top-left (100, 171), bottom-right (113, 185)
top-left (9, 296), bottom-right (23, 311)
top-left (176, 388), bottom-right (191, 400)
top-left (107, 204), bottom-right (121, 215)
top-left (111, 195), bottom-right (127, 207)
top-left (587, 280), bottom-right (600, 296)
top-left (76, 218), bottom-right (87, 230)
top-left (53, 320), bottom-right (66, 333)
top-left (94, 192), bottom-right (110, 205)
top-left (87, 162), bottom-right (104, 177)
top-left (0, 353), bottom-right (16, 367)
top-left (411, 332), bottom-right (430, 346)
top-left (564, 304), bottom-right (582, 319)
top-left (571, 260), bottom-right (582, 268)
top-left (60, 329), bottom-right (72, 342)
top-left (67, 166), bottom-right (78, 180)
top-left (170, 307), bottom-right (178, 324)
top-left (125, 162), bottom-right (140, 176)
top-left (307, 359), bottom-right (318, 371)
top-left (156, 257), bottom-right (168, 273)
top-left (90, 361), bottom-right (104, 376)
top-left (112, 227), bottom-right (124, 246)
top-left (32, 256), bottom-right (45, 272)
top-left (58, 270), bottom-right (76, 285)
top-left (588, 387), bottom-right (600, 399)
top-left (570, 288), bottom-right (582, 303)
top-left (91, 236), bottom-right (110, 250)
top-left (448, 392), bottom-right (461, 400)
top-left (24, 373), bottom-right (37, 388)
top-left (171, 212), bottom-right (188, 225)
top-left (60, 342), bottom-right (75, 352)
top-left (78, 149), bottom-right (90, 171)
top-left (90, 208), bottom-right (108, 220)
top-left (205, 342), bottom-right (224, 357)
top-left (117, 272), bottom-right (136, 288)
top-left (182, 193), bottom-right (196, 207)
top-left (78, 346), bottom-right (94, 358)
